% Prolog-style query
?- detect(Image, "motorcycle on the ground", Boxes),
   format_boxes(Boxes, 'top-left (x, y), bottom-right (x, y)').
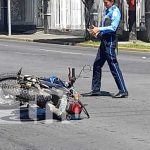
top-left (0, 68), bottom-right (90, 120)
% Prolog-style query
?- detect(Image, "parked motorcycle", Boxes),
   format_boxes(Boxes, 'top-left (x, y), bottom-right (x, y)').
top-left (0, 68), bottom-right (90, 120)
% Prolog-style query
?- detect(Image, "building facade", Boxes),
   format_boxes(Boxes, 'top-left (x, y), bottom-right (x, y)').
top-left (41, 0), bottom-right (150, 41)
top-left (0, 0), bottom-right (44, 32)
top-left (42, 0), bottom-right (150, 41)
top-left (0, 0), bottom-right (149, 41)
top-left (43, 0), bottom-right (86, 35)
top-left (0, 0), bottom-right (85, 33)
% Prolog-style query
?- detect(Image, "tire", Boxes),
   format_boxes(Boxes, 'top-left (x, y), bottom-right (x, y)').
top-left (0, 73), bottom-right (19, 109)
top-left (1, 83), bottom-right (52, 108)
top-left (0, 73), bottom-right (52, 109)
top-left (0, 73), bottom-right (17, 82)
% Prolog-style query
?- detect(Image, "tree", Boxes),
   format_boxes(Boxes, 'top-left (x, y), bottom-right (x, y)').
top-left (43, 0), bottom-right (49, 33)
top-left (81, 0), bottom-right (94, 40)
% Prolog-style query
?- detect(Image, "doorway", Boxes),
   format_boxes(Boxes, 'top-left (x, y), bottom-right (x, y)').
top-left (0, 0), bottom-right (8, 32)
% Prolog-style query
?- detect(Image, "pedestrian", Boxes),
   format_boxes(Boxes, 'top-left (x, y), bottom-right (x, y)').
top-left (128, 0), bottom-right (136, 40)
top-left (82, 0), bottom-right (128, 98)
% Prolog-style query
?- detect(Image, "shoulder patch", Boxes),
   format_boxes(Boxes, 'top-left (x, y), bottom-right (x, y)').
top-left (112, 11), bottom-right (118, 17)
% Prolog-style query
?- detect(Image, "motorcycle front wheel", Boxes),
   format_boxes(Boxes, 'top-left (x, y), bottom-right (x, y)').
top-left (0, 73), bottom-right (20, 109)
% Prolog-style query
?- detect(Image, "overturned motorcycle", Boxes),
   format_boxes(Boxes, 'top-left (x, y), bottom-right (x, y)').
top-left (0, 68), bottom-right (90, 121)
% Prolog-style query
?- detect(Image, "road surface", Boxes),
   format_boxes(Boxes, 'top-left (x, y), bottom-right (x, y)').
top-left (0, 40), bottom-right (150, 150)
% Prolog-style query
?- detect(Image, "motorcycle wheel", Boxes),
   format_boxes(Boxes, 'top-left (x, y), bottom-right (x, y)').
top-left (0, 73), bottom-right (20, 109)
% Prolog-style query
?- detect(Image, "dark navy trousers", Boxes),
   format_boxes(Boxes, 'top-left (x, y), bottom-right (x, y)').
top-left (92, 34), bottom-right (127, 93)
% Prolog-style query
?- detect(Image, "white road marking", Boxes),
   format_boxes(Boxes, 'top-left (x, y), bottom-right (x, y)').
top-left (39, 48), bottom-right (95, 56)
top-left (14, 51), bottom-right (46, 56)
top-left (1, 41), bottom-right (150, 56)
top-left (0, 43), bottom-right (9, 47)
top-left (4, 50), bottom-right (95, 57)
top-left (0, 41), bottom-right (95, 56)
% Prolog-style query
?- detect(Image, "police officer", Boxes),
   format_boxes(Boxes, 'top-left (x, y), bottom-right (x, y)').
top-left (83, 0), bottom-right (128, 98)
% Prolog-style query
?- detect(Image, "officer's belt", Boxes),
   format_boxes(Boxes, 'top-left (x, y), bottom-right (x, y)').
top-left (101, 33), bottom-right (116, 40)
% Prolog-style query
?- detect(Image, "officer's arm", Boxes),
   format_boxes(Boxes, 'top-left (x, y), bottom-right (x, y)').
top-left (99, 8), bottom-right (121, 35)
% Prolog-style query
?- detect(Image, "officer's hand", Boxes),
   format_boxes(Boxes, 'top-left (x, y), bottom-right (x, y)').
top-left (87, 28), bottom-right (93, 35)
top-left (87, 25), bottom-right (100, 38)
top-left (87, 28), bottom-right (97, 37)
top-left (91, 25), bottom-right (99, 34)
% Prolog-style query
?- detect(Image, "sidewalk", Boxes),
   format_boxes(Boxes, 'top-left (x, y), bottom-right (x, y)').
top-left (0, 31), bottom-right (150, 51)
top-left (0, 31), bottom-right (85, 45)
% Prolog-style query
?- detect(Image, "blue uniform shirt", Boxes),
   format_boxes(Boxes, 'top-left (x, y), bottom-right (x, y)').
top-left (99, 5), bottom-right (121, 35)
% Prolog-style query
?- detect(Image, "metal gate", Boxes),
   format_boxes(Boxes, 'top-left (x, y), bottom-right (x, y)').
top-left (50, 0), bottom-right (84, 30)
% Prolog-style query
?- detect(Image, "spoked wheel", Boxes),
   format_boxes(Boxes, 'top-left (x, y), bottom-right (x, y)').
top-left (0, 88), bottom-right (20, 109)
top-left (78, 100), bottom-right (90, 118)
top-left (0, 73), bottom-right (20, 109)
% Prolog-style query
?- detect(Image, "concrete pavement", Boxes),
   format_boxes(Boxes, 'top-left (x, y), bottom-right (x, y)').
top-left (0, 41), bottom-right (150, 150)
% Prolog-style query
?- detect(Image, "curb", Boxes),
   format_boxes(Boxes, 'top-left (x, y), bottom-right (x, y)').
top-left (118, 46), bottom-right (150, 52)
top-left (77, 43), bottom-right (150, 52)
top-left (0, 36), bottom-right (34, 42)
top-left (0, 36), bottom-right (150, 52)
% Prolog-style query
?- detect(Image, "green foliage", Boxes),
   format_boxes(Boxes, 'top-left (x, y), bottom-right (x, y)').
top-left (79, 40), bottom-right (150, 51)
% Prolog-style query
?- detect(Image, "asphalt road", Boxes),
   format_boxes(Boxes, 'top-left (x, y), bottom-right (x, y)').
top-left (0, 40), bottom-right (150, 150)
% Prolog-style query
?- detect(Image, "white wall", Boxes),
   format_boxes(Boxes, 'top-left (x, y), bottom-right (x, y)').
top-left (50, 0), bottom-right (84, 30)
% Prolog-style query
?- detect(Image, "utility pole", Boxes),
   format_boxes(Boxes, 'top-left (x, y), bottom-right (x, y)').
top-left (7, 0), bottom-right (11, 36)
